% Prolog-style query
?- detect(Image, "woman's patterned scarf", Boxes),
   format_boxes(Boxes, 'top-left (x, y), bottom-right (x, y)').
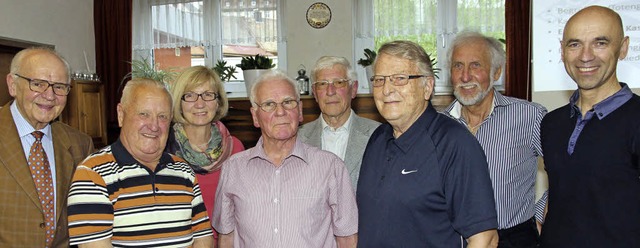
top-left (173, 121), bottom-right (233, 173)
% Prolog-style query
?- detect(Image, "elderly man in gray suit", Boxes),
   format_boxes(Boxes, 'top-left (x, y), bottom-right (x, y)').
top-left (299, 56), bottom-right (380, 190)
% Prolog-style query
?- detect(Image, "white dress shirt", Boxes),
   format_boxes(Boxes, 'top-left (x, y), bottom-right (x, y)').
top-left (320, 110), bottom-right (354, 160)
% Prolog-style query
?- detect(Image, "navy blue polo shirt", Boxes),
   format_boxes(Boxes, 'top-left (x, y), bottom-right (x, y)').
top-left (357, 104), bottom-right (498, 247)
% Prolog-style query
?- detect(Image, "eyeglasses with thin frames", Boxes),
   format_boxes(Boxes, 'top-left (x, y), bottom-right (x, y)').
top-left (14, 74), bottom-right (71, 96)
top-left (254, 99), bottom-right (299, 112)
top-left (313, 78), bottom-right (351, 90)
top-left (181, 91), bottom-right (219, 102)
top-left (369, 74), bottom-right (427, 87)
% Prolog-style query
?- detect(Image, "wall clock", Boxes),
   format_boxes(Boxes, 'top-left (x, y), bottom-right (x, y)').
top-left (306, 2), bottom-right (331, 29)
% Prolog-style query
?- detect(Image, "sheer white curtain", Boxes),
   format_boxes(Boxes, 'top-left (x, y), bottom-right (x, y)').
top-left (220, 0), bottom-right (279, 46)
top-left (374, 0), bottom-right (439, 42)
top-left (457, 0), bottom-right (505, 35)
top-left (353, 0), bottom-right (375, 92)
top-left (370, 0), bottom-right (504, 47)
top-left (133, 0), bottom-right (209, 50)
top-left (354, 0), bottom-right (505, 93)
top-left (132, 0), bottom-right (282, 66)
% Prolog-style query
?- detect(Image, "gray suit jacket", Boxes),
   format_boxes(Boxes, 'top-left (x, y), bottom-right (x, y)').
top-left (0, 102), bottom-right (94, 248)
top-left (298, 112), bottom-right (380, 190)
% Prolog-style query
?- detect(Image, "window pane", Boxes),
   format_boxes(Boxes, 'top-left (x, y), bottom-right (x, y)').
top-left (152, 2), bottom-right (206, 49)
top-left (457, 0), bottom-right (505, 40)
top-left (374, 0), bottom-right (438, 56)
top-left (222, 0), bottom-right (278, 80)
top-left (373, 0), bottom-right (505, 91)
top-left (141, 0), bottom-right (280, 84)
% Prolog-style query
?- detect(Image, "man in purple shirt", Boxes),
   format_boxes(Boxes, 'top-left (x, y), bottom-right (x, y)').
top-left (212, 70), bottom-right (358, 248)
top-left (539, 5), bottom-right (640, 247)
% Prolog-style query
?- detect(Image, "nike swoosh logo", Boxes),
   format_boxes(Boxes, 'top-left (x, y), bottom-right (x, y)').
top-left (401, 169), bottom-right (418, 175)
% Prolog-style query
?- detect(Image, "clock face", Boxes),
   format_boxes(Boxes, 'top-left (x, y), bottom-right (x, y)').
top-left (306, 2), bottom-right (331, 29)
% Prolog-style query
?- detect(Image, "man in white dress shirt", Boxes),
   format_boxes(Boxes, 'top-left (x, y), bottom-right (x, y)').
top-left (298, 56), bottom-right (380, 190)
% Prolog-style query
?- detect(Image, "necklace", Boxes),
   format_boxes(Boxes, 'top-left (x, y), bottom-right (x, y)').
top-left (466, 122), bottom-right (482, 135)
top-left (461, 110), bottom-right (484, 136)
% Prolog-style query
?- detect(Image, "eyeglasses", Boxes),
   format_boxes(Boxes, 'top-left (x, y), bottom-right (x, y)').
top-left (369, 74), bottom-right (427, 87)
top-left (255, 99), bottom-right (299, 112)
top-left (181, 91), bottom-right (218, 102)
top-left (313, 78), bottom-right (351, 90)
top-left (14, 74), bottom-right (71, 96)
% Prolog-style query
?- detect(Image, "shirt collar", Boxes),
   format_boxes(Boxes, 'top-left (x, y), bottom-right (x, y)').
top-left (388, 103), bottom-right (438, 153)
top-left (111, 139), bottom-right (174, 171)
top-left (569, 83), bottom-right (633, 119)
top-left (10, 101), bottom-right (52, 139)
top-left (248, 137), bottom-right (309, 166)
top-left (320, 109), bottom-right (353, 132)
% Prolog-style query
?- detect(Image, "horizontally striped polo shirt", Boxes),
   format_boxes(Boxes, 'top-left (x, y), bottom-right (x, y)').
top-left (67, 140), bottom-right (212, 247)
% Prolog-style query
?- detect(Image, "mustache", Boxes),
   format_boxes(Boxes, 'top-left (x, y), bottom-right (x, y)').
top-left (455, 82), bottom-right (481, 89)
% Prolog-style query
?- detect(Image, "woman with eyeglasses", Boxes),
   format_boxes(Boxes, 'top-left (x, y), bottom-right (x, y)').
top-left (166, 66), bottom-right (244, 242)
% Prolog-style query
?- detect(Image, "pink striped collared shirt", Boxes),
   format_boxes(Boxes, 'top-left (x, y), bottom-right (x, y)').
top-left (213, 138), bottom-right (358, 248)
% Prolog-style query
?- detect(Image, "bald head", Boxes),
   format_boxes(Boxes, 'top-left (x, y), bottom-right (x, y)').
top-left (561, 5), bottom-right (629, 92)
top-left (564, 6), bottom-right (624, 42)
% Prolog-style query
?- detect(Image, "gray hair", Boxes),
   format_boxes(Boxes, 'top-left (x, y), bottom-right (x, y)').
top-left (373, 40), bottom-right (434, 86)
top-left (249, 70), bottom-right (300, 107)
top-left (311, 56), bottom-right (357, 81)
top-left (447, 30), bottom-right (506, 78)
top-left (10, 47), bottom-right (71, 84)
top-left (120, 78), bottom-right (172, 111)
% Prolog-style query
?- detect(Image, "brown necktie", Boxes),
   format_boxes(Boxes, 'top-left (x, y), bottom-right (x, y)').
top-left (28, 131), bottom-right (55, 247)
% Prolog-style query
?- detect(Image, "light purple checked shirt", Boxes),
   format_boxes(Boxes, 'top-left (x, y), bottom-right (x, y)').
top-left (212, 137), bottom-right (358, 248)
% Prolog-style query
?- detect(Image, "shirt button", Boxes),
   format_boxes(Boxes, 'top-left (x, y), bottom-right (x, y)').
top-left (273, 198), bottom-right (279, 203)
top-left (274, 228), bottom-right (278, 233)
top-left (275, 170), bottom-right (280, 175)
top-left (39, 222), bottom-right (45, 228)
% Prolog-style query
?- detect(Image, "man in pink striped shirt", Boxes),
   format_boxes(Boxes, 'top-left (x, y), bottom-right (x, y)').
top-left (212, 70), bottom-right (358, 248)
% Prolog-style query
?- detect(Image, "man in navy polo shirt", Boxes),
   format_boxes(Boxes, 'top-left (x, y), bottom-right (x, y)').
top-left (539, 6), bottom-right (640, 247)
top-left (357, 40), bottom-right (499, 247)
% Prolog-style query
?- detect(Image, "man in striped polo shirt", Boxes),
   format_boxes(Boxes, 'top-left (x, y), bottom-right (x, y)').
top-left (67, 78), bottom-right (213, 247)
top-left (443, 31), bottom-right (547, 248)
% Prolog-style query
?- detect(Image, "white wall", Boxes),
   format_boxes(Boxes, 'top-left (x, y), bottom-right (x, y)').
top-left (284, 0), bottom-right (353, 79)
top-left (0, 0), bottom-right (96, 74)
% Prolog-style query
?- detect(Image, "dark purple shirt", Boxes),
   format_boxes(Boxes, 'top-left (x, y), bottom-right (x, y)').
top-left (567, 83), bottom-right (633, 154)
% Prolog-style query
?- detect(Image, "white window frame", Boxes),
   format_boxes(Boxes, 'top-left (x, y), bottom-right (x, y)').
top-left (132, 0), bottom-right (286, 77)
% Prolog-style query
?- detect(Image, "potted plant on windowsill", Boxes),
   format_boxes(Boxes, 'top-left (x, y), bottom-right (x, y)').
top-left (357, 48), bottom-right (376, 89)
top-left (213, 60), bottom-right (237, 82)
top-left (236, 54), bottom-right (275, 93)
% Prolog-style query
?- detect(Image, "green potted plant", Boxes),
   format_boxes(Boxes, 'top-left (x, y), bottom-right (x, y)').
top-left (213, 60), bottom-right (237, 82)
top-left (429, 55), bottom-right (441, 79)
top-left (123, 57), bottom-right (177, 88)
top-left (357, 48), bottom-right (376, 67)
top-left (236, 54), bottom-right (275, 92)
top-left (357, 48), bottom-right (377, 89)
